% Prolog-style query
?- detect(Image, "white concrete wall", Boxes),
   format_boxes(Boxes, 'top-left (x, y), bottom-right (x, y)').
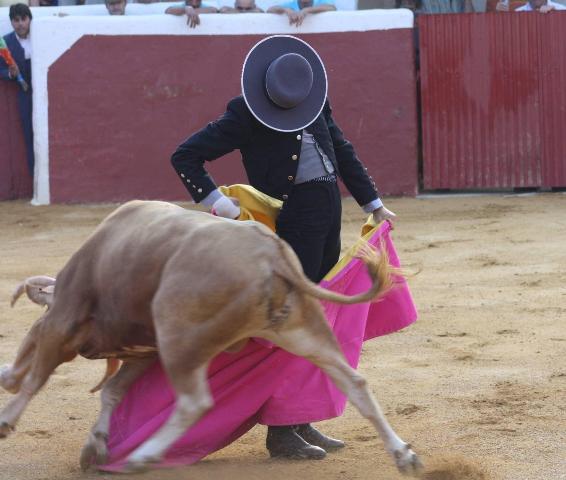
top-left (4, 9), bottom-right (413, 204)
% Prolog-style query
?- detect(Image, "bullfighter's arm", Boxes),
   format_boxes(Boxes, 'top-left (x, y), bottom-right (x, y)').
top-left (171, 97), bottom-right (253, 205)
top-left (324, 101), bottom-right (396, 222)
top-left (323, 100), bottom-right (380, 207)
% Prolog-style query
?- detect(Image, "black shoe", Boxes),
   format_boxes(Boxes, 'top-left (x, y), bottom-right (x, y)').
top-left (295, 424), bottom-right (345, 452)
top-left (266, 426), bottom-right (327, 460)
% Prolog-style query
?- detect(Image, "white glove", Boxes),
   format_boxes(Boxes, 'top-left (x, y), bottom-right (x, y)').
top-left (212, 195), bottom-right (240, 219)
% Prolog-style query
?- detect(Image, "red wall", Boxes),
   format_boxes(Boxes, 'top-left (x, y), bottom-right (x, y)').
top-left (420, 13), bottom-right (566, 190)
top-left (0, 82), bottom-right (32, 200)
top-left (48, 31), bottom-right (418, 203)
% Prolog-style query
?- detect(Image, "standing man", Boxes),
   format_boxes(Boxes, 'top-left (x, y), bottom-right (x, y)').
top-left (171, 35), bottom-right (396, 460)
top-left (0, 4), bottom-right (34, 175)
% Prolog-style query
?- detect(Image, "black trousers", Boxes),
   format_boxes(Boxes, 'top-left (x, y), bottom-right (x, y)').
top-left (275, 180), bottom-right (342, 283)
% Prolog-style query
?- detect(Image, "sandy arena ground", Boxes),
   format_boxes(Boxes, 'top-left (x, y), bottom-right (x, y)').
top-left (1, 194), bottom-right (565, 480)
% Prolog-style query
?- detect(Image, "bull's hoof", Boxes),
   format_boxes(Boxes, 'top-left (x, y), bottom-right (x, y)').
top-left (394, 444), bottom-right (424, 477)
top-left (80, 432), bottom-right (109, 471)
top-left (0, 422), bottom-right (14, 439)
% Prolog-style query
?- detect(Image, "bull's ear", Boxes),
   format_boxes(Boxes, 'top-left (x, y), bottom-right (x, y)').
top-left (40, 285), bottom-right (55, 308)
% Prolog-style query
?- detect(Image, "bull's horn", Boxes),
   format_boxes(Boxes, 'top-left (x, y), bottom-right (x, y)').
top-left (10, 283), bottom-right (26, 308)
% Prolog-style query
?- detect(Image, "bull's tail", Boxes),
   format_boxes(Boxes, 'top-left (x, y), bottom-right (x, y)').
top-left (275, 237), bottom-right (396, 305)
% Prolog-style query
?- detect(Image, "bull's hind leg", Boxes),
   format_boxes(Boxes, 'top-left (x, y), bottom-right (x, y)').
top-left (124, 363), bottom-right (212, 471)
top-left (123, 277), bottom-right (266, 471)
top-left (124, 309), bottom-right (230, 470)
top-left (263, 302), bottom-right (423, 476)
top-left (80, 358), bottom-right (154, 471)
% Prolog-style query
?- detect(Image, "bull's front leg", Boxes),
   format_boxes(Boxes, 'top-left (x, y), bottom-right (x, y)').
top-left (0, 326), bottom-right (68, 438)
top-left (0, 391), bottom-right (32, 437)
top-left (0, 318), bottom-right (44, 394)
top-left (80, 358), bottom-right (154, 471)
top-left (0, 365), bottom-right (20, 394)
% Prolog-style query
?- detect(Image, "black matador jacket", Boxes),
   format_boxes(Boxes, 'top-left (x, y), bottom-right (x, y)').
top-left (171, 95), bottom-right (380, 206)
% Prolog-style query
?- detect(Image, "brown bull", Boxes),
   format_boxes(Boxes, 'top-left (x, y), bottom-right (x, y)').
top-left (0, 200), bottom-right (422, 474)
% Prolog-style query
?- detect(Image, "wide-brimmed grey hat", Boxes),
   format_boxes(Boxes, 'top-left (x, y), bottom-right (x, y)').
top-left (241, 35), bottom-right (328, 133)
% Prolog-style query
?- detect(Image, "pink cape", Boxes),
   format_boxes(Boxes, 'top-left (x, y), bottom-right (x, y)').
top-left (100, 221), bottom-right (417, 471)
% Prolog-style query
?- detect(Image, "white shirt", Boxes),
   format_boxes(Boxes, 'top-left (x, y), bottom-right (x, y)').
top-left (516, 0), bottom-right (566, 10)
top-left (15, 33), bottom-right (31, 60)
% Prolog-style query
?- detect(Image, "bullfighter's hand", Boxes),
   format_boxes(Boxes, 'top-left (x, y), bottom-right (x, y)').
top-left (212, 195), bottom-right (241, 219)
top-left (185, 6), bottom-right (201, 27)
top-left (538, 4), bottom-right (555, 12)
top-left (372, 206), bottom-right (396, 226)
top-left (495, 1), bottom-right (509, 10)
